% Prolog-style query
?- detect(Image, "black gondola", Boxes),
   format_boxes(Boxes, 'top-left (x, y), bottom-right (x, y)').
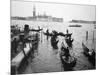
top-left (43, 32), bottom-right (53, 36)
top-left (51, 35), bottom-right (59, 49)
top-left (82, 42), bottom-right (90, 56)
top-left (82, 42), bottom-right (96, 66)
top-left (65, 33), bottom-right (72, 38)
top-left (60, 55), bottom-right (77, 71)
top-left (65, 38), bottom-right (74, 47)
top-left (60, 44), bottom-right (77, 71)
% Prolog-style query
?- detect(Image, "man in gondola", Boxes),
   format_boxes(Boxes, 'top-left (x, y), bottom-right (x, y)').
top-left (64, 47), bottom-right (70, 58)
top-left (65, 29), bottom-right (72, 38)
top-left (65, 34), bottom-right (73, 47)
top-left (61, 46), bottom-right (70, 59)
top-left (66, 29), bottom-right (69, 34)
top-left (46, 29), bottom-right (49, 40)
top-left (46, 29), bottom-right (49, 34)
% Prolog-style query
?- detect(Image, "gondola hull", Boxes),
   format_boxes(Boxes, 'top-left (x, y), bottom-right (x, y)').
top-left (65, 39), bottom-right (73, 47)
top-left (43, 32), bottom-right (53, 36)
top-left (51, 40), bottom-right (59, 49)
top-left (60, 54), bottom-right (77, 71)
top-left (82, 42), bottom-right (96, 66)
top-left (82, 42), bottom-right (90, 56)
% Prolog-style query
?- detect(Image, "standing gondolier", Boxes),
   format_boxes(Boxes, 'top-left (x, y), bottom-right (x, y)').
top-left (66, 29), bottom-right (69, 34)
top-left (46, 29), bottom-right (49, 40)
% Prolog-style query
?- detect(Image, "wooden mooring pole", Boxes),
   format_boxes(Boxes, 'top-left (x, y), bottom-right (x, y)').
top-left (86, 31), bottom-right (88, 41)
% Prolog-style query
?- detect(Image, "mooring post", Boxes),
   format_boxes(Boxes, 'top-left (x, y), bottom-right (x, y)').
top-left (86, 31), bottom-right (88, 41)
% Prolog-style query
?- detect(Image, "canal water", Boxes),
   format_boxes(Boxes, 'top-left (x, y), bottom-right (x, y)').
top-left (11, 20), bottom-right (96, 73)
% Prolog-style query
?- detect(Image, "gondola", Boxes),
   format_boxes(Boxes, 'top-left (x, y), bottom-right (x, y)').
top-left (57, 32), bottom-right (72, 37)
top-left (65, 38), bottom-right (73, 47)
top-left (82, 42), bottom-right (90, 56)
top-left (57, 32), bottom-right (65, 36)
top-left (51, 36), bottom-right (59, 49)
top-left (60, 44), bottom-right (77, 71)
top-left (60, 55), bottom-right (77, 71)
top-left (82, 42), bottom-right (96, 66)
top-left (43, 32), bottom-right (53, 36)
top-left (51, 39), bottom-right (59, 49)
top-left (31, 28), bottom-right (43, 32)
top-left (65, 33), bottom-right (72, 38)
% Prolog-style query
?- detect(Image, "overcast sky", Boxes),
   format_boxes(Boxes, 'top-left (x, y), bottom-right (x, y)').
top-left (11, 0), bottom-right (96, 21)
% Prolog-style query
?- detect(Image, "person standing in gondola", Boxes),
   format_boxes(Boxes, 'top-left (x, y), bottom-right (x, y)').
top-left (65, 29), bottom-right (69, 39)
top-left (46, 29), bottom-right (49, 40)
top-left (64, 47), bottom-right (70, 59)
top-left (66, 29), bottom-right (69, 34)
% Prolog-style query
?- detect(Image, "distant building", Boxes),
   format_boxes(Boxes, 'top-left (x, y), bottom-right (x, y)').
top-left (11, 6), bottom-right (63, 22)
top-left (27, 6), bottom-right (63, 22)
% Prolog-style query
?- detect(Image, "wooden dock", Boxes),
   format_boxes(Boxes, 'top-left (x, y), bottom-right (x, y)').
top-left (11, 43), bottom-right (32, 74)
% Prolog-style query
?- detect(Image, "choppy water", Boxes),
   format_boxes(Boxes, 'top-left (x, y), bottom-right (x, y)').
top-left (11, 20), bottom-right (96, 73)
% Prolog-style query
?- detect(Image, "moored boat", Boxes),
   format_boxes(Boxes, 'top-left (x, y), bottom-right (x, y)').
top-left (60, 55), bottom-right (77, 71)
top-left (65, 38), bottom-right (74, 48)
top-left (82, 42), bottom-right (96, 66)
top-left (60, 43), bottom-right (77, 71)
top-left (51, 37), bottom-right (59, 49)
top-left (43, 32), bottom-right (53, 36)
top-left (82, 42), bottom-right (90, 56)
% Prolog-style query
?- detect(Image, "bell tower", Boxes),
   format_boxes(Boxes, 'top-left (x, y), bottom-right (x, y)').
top-left (33, 5), bottom-right (36, 17)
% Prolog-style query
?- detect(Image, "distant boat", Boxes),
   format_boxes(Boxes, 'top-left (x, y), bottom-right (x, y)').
top-left (69, 24), bottom-right (82, 27)
top-left (82, 31), bottom-right (96, 67)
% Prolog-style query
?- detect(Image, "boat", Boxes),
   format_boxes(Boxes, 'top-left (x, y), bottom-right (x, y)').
top-left (43, 32), bottom-right (53, 36)
top-left (57, 32), bottom-right (65, 36)
top-left (94, 25), bottom-right (96, 29)
top-left (69, 24), bottom-right (82, 27)
top-left (60, 44), bottom-right (77, 71)
top-left (31, 28), bottom-right (43, 32)
top-left (65, 38), bottom-right (74, 47)
top-left (82, 42), bottom-right (96, 66)
top-left (51, 36), bottom-right (59, 49)
top-left (82, 42), bottom-right (90, 56)
top-left (60, 55), bottom-right (77, 71)
top-left (65, 33), bottom-right (72, 37)
top-left (57, 32), bottom-right (72, 37)
top-left (51, 39), bottom-right (59, 49)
